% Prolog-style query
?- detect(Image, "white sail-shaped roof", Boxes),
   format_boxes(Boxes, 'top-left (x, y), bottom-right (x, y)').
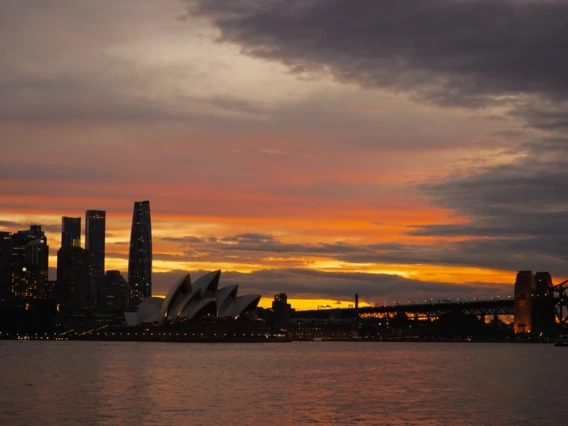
top-left (219, 298), bottom-right (235, 318)
top-left (158, 274), bottom-right (192, 325)
top-left (124, 312), bottom-right (139, 327)
top-left (138, 297), bottom-right (163, 323)
top-left (192, 270), bottom-right (221, 296)
top-left (214, 285), bottom-right (238, 315)
top-left (230, 294), bottom-right (261, 319)
top-left (179, 297), bottom-right (216, 321)
top-left (166, 289), bottom-right (201, 324)
top-left (125, 271), bottom-right (261, 325)
top-left (140, 311), bottom-right (160, 324)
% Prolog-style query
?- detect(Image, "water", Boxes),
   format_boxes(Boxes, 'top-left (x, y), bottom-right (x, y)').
top-left (1, 341), bottom-right (567, 425)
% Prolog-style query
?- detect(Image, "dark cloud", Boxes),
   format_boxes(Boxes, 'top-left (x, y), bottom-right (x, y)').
top-left (41, 224), bottom-right (61, 234)
top-left (0, 220), bottom-right (25, 230)
top-left (513, 102), bottom-right (568, 132)
top-left (192, 0), bottom-right (568, 110)
top-left (106, 252), bottom-right (189, 262)
top-left (160, 236), bottom-right (203, 243)
top-left (221, 233), bottom-right (275, 243)
top-left (405, 151), bottom-right (568, 274)
top-left (0, 221), bottom-right (60, 234)
top-left (152, 268), bottom-right (512, 304)
top-left (164, 231), bottom-right (567, 278)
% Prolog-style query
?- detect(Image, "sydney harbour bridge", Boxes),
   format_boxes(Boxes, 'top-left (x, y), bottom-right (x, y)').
top-left (293, 276), bottom-right (568, 332)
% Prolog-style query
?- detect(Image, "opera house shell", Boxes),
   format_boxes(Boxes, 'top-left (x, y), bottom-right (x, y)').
top-left (125, 270), bottom-right (261, 327)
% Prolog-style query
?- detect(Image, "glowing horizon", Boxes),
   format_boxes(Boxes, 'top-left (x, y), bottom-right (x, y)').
top-left (1, 0), bottom-right (565, 306)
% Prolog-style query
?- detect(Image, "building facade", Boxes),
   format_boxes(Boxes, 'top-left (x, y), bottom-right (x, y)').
top-left (86, 210), bottom-right (106, 306)
top-left (101, 270), bottom-right (129, 312)
top-left (0, 232), bottom-right (12, 302)
top-left (128, 201), bottom-right (152, 308)
top-left (10, 226), bottom-right (49, 299)
top-left (61, 217), bottom-right (81, 248)
top-left (56, 246), bottom-right (93, 312)
top-left (85, 210), bottom-right (105, 278)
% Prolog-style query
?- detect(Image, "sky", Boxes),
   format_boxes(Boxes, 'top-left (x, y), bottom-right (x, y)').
top-left (1, 0), bottom-right (567, 310)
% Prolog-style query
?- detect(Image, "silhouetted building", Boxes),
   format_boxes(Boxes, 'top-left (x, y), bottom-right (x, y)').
top-left (128, 201), bottom-right (152, 308)
top-left (45, 280), bottom-right (57, 300)
top-left (271, 293), bottom-right (292, 332)
top-left (101, 270), bottom-right (129, 312)
top-left (11, 226), bottom-right (48, 299)
top-left (86, 210), bottom-right (106, 305)
top-left (514, 270), bottom-right (535, 334)
top-left (0, 232), bottom-right (12, 302)
top-left (57, 246), bottom-right (92, 312)
top-left (85, 210), bottom-right (105, 275)
top-left (532, 272), bottom-right (555, 337)
top-left (61, 217), bottom-right (81, 248)
top-left (11, 225), bottom-right (45, 268)
top-left (0, 298), bottom-right (58, 334)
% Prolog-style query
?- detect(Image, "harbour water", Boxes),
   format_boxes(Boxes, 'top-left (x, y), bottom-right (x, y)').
top-left (1, 341), bottom-right (566, 425)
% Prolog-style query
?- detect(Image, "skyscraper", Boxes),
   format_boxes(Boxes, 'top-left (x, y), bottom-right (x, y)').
top-left (61, 217), bottom-right (81, 248)
top-left (0, 232), bottom-right (12, 302)
top-left (86, 210), bottom-right (105, 305)
top-left (128, 200), bottom-right (152, 308)
top-left (56, 246), bottom-right (93, 312)
top-left (101, 270), bottom-right (129, 312)
top-left (85, 210), bottom-right (106, 278)
top-left (11, 226), bottom-right (48, 299)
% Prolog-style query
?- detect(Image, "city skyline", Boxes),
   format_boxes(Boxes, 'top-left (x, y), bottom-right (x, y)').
top-left (0, 206), bottom-right (552, 311)
top-left (128, 200), bottom-right (152, 308)
top-left (1, 0), bottom-right (567, 310)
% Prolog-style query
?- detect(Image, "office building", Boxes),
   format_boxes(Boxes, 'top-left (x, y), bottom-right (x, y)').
top-left (128, 201), bottom-right (152, 308)
top-left (11, 226), bottom-right (48, 299)
top-left (0, 232), bottom-right (13, 302)
top-left (101, 270), bottom-right (129, 312)
top-left (86, 210), bottom-right (106, 306)
top-left (272, 293), bottom-right (292, 332)
top-left (56, 246), bottom-right (93, 312)
top-left (85, 210), bottom-right (105, 278)
top-left (61, 217), bottom-right (81, 248)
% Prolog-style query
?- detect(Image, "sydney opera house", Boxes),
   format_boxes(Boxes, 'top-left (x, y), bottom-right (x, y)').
top-left (120, 271), bottom-right (271, 341)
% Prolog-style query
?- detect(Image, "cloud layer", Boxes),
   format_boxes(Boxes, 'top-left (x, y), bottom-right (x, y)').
top-left (2, 0), bottom-right (567, 306)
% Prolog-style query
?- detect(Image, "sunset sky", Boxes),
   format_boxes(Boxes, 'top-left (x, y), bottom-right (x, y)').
top-left (1, 0), bottom-right (567, 310)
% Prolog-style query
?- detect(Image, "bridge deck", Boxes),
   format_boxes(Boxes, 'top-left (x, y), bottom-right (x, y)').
top-left (292, 300), bottom-right (515, 319)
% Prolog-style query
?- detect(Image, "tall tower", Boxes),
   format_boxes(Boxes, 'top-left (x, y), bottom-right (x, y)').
top-left (86, 210), bottom-right (105, 307)
top-left (0, 231), bottom-right (12, 302)
top-left (61, 217), bottom-right (81, 248)
top-left (128, 201), bottom-right (152, 308)
top-left (514, 270), bottom-right (535, 334)
top-left (85, 210), bottom-right (106, 278)
top-left (57, 246), bottom-right (92, 312)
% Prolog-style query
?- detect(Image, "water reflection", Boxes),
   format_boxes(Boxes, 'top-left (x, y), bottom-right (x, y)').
top-left (1, 341), bottom-right (566, 425)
